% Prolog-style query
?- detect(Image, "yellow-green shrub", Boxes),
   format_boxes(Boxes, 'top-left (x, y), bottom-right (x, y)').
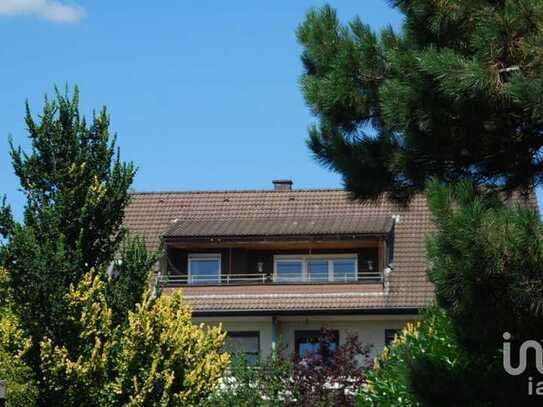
top-left (0, 267), bottom-right (38, 407)
top-left (357, 307), bottom-right (463, 406)
top-left (40, 272), bottom-right (229, 406)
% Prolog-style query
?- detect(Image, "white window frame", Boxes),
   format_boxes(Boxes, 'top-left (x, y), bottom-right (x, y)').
top-left (273, 254), bottom-right (358, 283)
top-left (188, 253), bottom-right (221, 284)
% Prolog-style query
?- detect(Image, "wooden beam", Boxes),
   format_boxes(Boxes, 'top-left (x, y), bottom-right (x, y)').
top-left (166, 239), bottom-right (383, 250)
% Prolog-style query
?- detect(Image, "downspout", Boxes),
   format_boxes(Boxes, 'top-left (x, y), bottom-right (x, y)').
top-left (151, 272), bottom-right (160, 299)
top-left (271, 316), bottom-right (278, 356)
top-left (384, 266), bottom-right (392, 295)
top-left (384, 215), bottom-right (399, 295)
top-left (152, 253), bottom-right (167, 299)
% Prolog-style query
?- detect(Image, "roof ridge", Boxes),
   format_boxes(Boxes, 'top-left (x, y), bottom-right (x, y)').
top-left (129, 188), bottom-right (348, 195)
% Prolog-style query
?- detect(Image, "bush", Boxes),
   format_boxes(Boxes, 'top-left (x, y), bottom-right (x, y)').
top-left (208, 330), bottom-right (371, 407)
top-left (205, 348), bottom-right (292, 407)
top-left (357, 307), bottom-right (465, 406)
top-left (0, 267), bottom-right (38, 407)
top-left (39, 272), bottom-right (229, 407)
top-left (0, 311), bottom-right (38, 407)
top-left (289, 330), bottom-right (371, 407)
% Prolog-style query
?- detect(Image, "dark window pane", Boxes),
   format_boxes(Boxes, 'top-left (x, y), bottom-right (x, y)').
top-left (244, 353), bottom-right (258, 365)
top-left (190, 258), bottom-right (220, 284)
top-left (299, 341), bottom-right (320, 357)
top-left (307, 260), bottom-right (328, 282)
top-left (224, 332), bottom-right (260, 366)
top-left (333, 259), bottom-right (356, 282)
top-left (385, 329), bottom-right (399, 347)
top-left (295, 330), bottom-right (339, 362)
top-left (276, 261), bottom-right (303, 282)
top-left (225, 335), bottom-right (259, 353)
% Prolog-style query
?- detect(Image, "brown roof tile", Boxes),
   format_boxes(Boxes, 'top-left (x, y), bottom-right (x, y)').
top-left (161, 283), bottom-right (428, 314)
top-left (122, 187), bottom-right (538, 314)
top-left (163, 214), bottom-right (394, 240)
top-left (123, 188), bottom-right (437, 312)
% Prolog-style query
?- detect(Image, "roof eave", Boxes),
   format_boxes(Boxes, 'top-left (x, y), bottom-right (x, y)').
top-left (161, 233), bottom-right (390, 244)
top-left (191, 307), bottom-right (421, 317)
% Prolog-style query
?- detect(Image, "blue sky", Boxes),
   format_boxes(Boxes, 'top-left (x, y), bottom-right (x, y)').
top-left (0, 1), bottom-right (540, 218)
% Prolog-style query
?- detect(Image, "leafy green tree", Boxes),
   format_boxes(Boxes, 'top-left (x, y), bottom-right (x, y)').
top-left (40, 271), bottom-right (229, 407)
top-left (106, 235), bottom-right (160, 325)
top-left (0, 88), bottom-right (162, 405)
top-left (297, 1), bottom-right (543, 201)
top-left (0, 87), bottom-right (136, 347)
top-left (357, 182), bottom-right (543, 406)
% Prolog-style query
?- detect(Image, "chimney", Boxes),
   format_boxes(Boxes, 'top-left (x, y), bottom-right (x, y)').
top-left (272, 179), bottom-right (293, 191)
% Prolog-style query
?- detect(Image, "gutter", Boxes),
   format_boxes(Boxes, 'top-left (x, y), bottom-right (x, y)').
top-left (162, 233), bottom-right (390, 244)
top-left (191, 307), bottom-right (420, 318)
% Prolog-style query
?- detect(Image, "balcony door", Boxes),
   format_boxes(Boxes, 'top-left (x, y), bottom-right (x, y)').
top-left (188, 253), bottom-right (221, 284)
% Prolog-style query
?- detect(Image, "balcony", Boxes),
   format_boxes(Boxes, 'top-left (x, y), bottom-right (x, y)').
top-left (160, 240), bottom-right (387, 291)
top-left (157, 270), bottom-right (383, 287)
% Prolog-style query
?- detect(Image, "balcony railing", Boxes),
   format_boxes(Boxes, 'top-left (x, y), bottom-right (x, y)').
top-left (157, 271), bottom-right (383, 287)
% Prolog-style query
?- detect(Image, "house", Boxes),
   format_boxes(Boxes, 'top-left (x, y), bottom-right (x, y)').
top-left (123, 180), bottom-right (435, 361)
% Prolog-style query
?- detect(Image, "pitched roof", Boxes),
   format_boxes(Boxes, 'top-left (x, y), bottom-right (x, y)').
top-left (123, 188), bottom-right (438, 312)
top-left (163, 214), bottom-right (394, 240)
top-left (125, 189), bottom-right (407, 250)
top-left (162, 283), bottom-right (427, 314)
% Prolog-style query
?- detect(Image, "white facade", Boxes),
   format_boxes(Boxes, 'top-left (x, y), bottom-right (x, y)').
top-left (194, 314), bottom-right (415, 360)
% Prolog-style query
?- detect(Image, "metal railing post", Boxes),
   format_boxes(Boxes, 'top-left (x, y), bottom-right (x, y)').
top-left (151, 273), bottom-right (160, 299)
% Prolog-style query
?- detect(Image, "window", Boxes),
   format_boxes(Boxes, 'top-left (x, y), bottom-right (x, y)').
top-left (295, 330), bottom-right (339, 361)
top-left (307, 260), bottom-right (328, 282)
top-left (273, 255), bottom-right (358, 283)
top-left (275, 259), bottom-right (303, 282)
top-left (224, 331), bottom-right (260, 365)
top-left (332, 259), bottom-right (356, 282)
top-left (385, 329), bottom-right (399, 347)
top-left (188, 254), bottom-right (221, 284)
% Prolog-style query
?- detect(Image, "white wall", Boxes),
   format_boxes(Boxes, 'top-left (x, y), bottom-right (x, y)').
top-left (194, 316), bottom-right (274, 359)
top-left (194, 314), bottom-right (415, 360)
top-left (276, 315), bottom-right (413, 358)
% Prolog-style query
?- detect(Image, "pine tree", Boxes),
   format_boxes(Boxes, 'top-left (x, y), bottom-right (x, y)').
top-left (417, 180), bottom-right (543, 405)
top-left (298, 3), bottom-right (543, 405)
top-left (297, 1), bottom-right (543, 201)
